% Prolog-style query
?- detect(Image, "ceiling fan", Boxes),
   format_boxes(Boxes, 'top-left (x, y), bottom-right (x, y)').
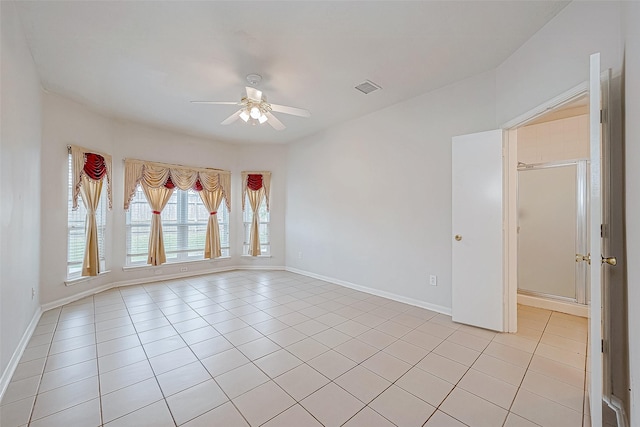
top-left (191, 74), bottom-right (311, 130)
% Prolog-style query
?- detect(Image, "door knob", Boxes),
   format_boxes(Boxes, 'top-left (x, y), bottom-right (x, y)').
top-left (602, 256), bottom-right (617, 266)
top-left (455, 235), bottom-right (462, 241)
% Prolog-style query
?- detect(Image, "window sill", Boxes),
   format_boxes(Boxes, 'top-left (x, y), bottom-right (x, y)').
top-left (65, 270), bottom-right (111, 287)
top-left (122, 256), bottom-right (231, 272)
top-left (241, 255), bottom-right (273, 259)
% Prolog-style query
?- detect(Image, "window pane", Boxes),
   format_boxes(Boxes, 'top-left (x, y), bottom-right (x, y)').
top-left (126, 186), bottom-right (229, 265)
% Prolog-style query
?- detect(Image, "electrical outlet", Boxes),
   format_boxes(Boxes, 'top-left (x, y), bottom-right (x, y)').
top-left (31, 288), bottom-right (36, 299)
top-left (298, 252), bottom-right (303, 259)
top-left (180, 267), bottom-right (188, 272)
top-left (429, 275), bottom-right (437, 286)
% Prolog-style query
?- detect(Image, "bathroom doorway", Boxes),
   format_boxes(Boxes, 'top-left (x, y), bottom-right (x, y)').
top-left (514, 95), bottom-right (590, 315)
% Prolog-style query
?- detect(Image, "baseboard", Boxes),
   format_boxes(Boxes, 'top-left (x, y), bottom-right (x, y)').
top-left (518, 293), bottom-right (588, 318)
top-left (233, 265), bottom-right (285, 271)
top-left (0, 307), bottom-right (42, 403)
top-left (41, 265), bottom-right (286, 312)
top-left (285, 267), bottom-right (452, 316)
top-left (41, 282), bottom-right (118, 312)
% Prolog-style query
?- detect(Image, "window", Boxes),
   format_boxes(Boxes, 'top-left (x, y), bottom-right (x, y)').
top-left (67, 154), bottom-right (107, 278)
top-left (243, 193), bottom-right (270, 256)
top-left (126, 185), bottom-right (229, 265)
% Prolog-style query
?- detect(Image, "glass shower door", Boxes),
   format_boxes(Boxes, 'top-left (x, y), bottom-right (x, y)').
top-left (518, 163), bottom-right (585, 301)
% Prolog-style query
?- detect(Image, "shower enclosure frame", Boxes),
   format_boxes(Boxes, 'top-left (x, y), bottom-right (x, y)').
top-left (516, 159), bottom-right (590, 305)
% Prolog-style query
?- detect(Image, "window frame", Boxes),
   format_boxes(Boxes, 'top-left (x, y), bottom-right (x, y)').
top-left (125, 184), bottom-right (230, 266)
top-left (67, 154), bottom-right (107, 279)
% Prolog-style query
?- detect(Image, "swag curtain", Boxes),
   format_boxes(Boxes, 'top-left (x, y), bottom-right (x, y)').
top-left (241, 171), bottom-right (271, 256)
top-left (124, 159), bottom-right (231, 264)
top-left (69, 146), bottom-right (112, 276)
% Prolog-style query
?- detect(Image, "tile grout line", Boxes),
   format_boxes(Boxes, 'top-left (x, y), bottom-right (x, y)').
top-left (8, 274), bottom-right (589, 427)
top-left (501, 308), bottom-right (552, 427)
top-left (24, 305), bottom-right (62, 426)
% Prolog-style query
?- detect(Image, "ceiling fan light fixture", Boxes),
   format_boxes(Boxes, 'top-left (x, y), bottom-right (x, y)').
top-left (239, 110), bottom-right (250, 122)
top-left (250, 106), bottom-right (261, 119)
top-left (258, 114), bottom-right (268, 124)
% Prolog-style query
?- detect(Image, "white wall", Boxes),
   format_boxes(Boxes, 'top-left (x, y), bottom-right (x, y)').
top-left (495, 1), bottom-right (623, 125)
top-left (285, 71), bottom-right (496, 310)
top-left (0, 2), bottom-right (43, 380)
top-left (40, 92), bottom-right (287, 306)
top-left (622, 1), bottom-right (640, 424)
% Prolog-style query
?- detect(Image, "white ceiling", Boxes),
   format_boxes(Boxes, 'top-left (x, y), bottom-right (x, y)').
top-left (14, 1), bottom-right (569, 144)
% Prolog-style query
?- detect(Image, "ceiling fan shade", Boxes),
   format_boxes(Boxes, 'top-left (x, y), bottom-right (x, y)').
top-left (192, 83), bottom-right (310, 130)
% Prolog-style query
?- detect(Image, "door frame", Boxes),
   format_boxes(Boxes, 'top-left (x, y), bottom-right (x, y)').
top-left (501, 81), bottom-right (589, 332)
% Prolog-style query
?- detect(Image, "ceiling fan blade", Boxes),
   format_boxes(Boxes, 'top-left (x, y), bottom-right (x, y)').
top-left (245, 86), bottom-right (263, 102)
top-left (269, 103), bottom-right (311, 117)
top-left (221, 110), bottom-right (243, 125)
top-left (191, 101), bottom-right (239, 105)
top-left (265, 112), bottom-right (286, 130)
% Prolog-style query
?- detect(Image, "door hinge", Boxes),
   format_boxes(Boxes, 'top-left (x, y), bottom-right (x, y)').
top-left (600, 109), bottom-right (607, 124)
top-left (602, 339), bottom-right (607, 353)
top-left (601, 223), bottom-right (609, 238)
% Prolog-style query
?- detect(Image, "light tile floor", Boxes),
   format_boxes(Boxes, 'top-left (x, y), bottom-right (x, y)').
top-left (0, 271), bottom-right (590, 426)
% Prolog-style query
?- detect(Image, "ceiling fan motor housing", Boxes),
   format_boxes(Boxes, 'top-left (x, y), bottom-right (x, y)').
top-left (246, 73), bottom-right (262, 86)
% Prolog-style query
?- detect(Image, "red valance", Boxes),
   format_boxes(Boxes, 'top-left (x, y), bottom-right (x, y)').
top-left (164, 176), bottom-right (175, 189)
top-left (83, 153), bottom-right (107, 180)
top-left (70, 145), bottom-right (113, 211)
top-left (247, 174), bottom-right (263, 191)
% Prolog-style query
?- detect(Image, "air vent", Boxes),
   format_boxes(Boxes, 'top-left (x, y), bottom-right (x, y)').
top-left (355, 80), bottom-right (382, 95)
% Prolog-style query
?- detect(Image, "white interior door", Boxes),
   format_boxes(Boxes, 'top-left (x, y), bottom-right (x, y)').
top-left (452, 129), bottom-right (505, 332)
top-left (589, 52), bottom-right (608, 425)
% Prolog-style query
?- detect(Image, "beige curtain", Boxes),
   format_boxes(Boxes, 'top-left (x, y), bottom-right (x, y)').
top-left (142, 184), bottom-right (175, 266)
top-left (124, 161), bottom-right (144, 210)
top-left (198, 188), bottom-right (224, 259)
top-left (247, 187), bottom-right (265, 256)
top-left (124, 159), bottom-right (231, 211)
top-left (79, 175), bottom-right (103, 276)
